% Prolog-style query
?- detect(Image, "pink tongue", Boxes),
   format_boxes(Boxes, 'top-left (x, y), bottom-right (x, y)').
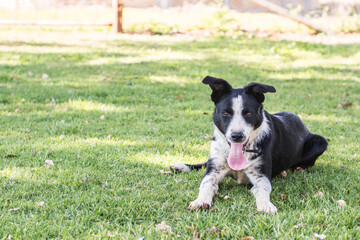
top-left (228, 143), bottom-right (246, 170)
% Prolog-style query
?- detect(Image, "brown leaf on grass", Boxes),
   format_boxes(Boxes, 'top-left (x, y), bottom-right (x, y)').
top-left (81, 173), bottom-right (100, 185)
top-left (193, 229), bottom-right (200, 240)
top-left (177, 94), bottom-right (182, 99)
top-left (305, 94), bottom-right (311, 99)
top-left (281, 193), bottom-right (287, 200)
top-left (159, 170), bottom-right (172, 175)
top-left (205, 226), bottom-right (221, 235)
top-left (337, 199), bottom-right (346, 208)
top-left (8, 207), bottom-right (20, 212)
top-left (36, 201), bottom-right (45, 207)
top-left (185, 225), bottom-right (193, 230)
top-left (294, 223), bottom-right (304, 229)
top-left (45, 160), bottom-right (54, 167)
top-left (241, 237), bottom-right (255, 240)
top-left (294, 167), bottom-right (304, 173)
top-left (314, 233), bottom-right (326, 239)
top-left (11, 75), bottom-right (20, 80)
top-left (337, 100), bottom-right (352, 108)
top-left (313, 191), bottom-right (324, 198)
top-left (278, 171), bottom-right (287, 178)
top-left (204, 134), bottom-right (214, 140)
top-left (155, 221), bottom-right (171, 233)
top-left (299, 190), bottom-right (307, 195)
top-left (15, 108), bottom-right (21, 113)
top-left (5, 154), bottom-right (18, 158)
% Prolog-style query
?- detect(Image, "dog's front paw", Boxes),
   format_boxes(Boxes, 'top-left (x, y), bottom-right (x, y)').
top-left (256, 201), bottom-right (277, 213)
top-left (188, 198), bottom-right (212, 211)
top-left (170, 163), bottom-right (191, 173)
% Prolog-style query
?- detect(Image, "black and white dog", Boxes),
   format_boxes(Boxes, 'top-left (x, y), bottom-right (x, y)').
top-left (170, 76), bottom-right (327, 213)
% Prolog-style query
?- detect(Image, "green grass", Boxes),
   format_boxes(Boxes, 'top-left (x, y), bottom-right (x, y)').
top-left (0, 27), bottom-right (359, 239)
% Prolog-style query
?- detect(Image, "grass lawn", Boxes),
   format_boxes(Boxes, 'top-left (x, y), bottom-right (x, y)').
top-left (0, 27), bottom-right (359, 239)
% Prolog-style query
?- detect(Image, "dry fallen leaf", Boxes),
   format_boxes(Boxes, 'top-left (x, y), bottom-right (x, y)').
top-left (8, 208), bottom-right (20, 212)
top-left (177, 94), bottom-right (182, 99)
top-left (36, 201), bottom-right (45, 207)
top-left (15, 108), bottom-right (21, 113)
top-left (337, 199), bottom-right (346, 208)
top-left (193, 229), bottom-right (200, 240)
top-left (278, 170), bottom-right (287, 178)
top-left (99, 115), bottom-right (105, 120)
top-left (281, 193), bottom-right (287, 200)
top-left (204, 134), bottom-right (214, 140)
top-left (205, 226), bottom-right (221, 235)
top-left (45, 159), bottom-right (54, 167)
top-left (337, 100), bottom-right (352, 108)
top-left (185, 225), bottom-right (193, 230)
top-left (241, 237), bottom-right (255, 240)
top-left (314, 233), bottom-right (326, 239)
top-left (5, 154), bottom-right (18, 158)
top-left (295, 167), bottom-right (304, 173)
top-left (159, 170), bottom-right (172, 175)
top-left (313, 191), bottom-right (325, 198)
top-left (294, 223), bottom-right (304, 229)
top-left (155, 221), bottom-right (171, 233)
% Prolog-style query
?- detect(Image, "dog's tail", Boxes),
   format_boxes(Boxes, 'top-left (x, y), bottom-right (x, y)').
top-left (170, 161), bottom-right (207, 173)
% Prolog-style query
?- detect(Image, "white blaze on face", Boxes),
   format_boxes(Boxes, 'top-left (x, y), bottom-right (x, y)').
top-left (225, 95), bottom-right (252, 141)
top-left (226, 95), bottom-right (253, 171)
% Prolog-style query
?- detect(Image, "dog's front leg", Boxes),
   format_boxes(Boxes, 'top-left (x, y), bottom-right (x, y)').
top-left (246, 168), bottom-right (277, 213)
top-left (188, 162), bottom-right (229, 210)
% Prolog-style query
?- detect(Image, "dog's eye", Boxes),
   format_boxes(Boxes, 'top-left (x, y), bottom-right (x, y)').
top-left (222, 111), bottom-right (231, 117)
top-left (244, 112), bottom-right (252, 117)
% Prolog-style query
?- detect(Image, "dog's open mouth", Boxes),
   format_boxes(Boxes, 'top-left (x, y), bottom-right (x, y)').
top-left (227, 139), bottom-right (249, 171)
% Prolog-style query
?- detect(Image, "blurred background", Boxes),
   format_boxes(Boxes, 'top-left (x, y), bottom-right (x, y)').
top-left (0, 0), bottom-right (360, 35)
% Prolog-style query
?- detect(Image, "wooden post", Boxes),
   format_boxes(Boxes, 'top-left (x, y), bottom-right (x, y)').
top-left (113, 0), bottom-right (123, 33)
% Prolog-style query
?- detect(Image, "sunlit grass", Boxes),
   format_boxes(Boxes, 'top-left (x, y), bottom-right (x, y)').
top-left (0, 28), bottom-right (359, 239)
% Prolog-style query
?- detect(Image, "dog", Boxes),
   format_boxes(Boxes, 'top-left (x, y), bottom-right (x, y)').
top-left (170, 76), bottom-right (328, 213)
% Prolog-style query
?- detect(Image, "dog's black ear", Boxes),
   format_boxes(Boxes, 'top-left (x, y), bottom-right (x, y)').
top-left (244, 82), bottom-right (276, 103)
top-left (202, 76), bottom-right (232, 103)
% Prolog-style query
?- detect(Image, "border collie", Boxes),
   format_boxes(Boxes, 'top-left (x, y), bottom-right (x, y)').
top-left (170, 76), bottom-right (328, 213)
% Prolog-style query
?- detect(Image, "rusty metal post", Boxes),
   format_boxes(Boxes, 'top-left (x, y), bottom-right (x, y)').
top-left (113, 0), bottom-right (123, 33)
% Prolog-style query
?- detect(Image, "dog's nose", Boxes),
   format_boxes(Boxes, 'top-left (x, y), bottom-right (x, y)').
top-left (231, 132), bottom-right (245, 143)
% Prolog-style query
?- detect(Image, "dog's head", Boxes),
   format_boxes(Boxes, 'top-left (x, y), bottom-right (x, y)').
top-left (203, 76), bottom-right (276, 170)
